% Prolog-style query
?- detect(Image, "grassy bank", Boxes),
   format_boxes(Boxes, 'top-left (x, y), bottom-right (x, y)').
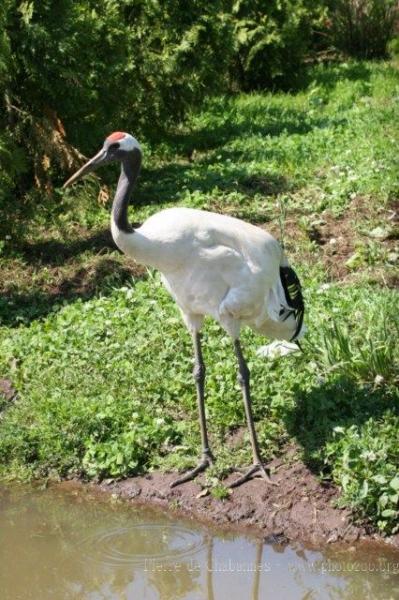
top-left (0, 60), bottom-right (398, 534)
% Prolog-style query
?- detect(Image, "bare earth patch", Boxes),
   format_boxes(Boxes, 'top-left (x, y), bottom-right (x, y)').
top-left (0, 379), bottom-right (16, 403)
top-left (266, 195), bottom-right (398, 284)
top-left (96, 452), bottom-right (399, 550)
top-left (0, 227), bottom-right (146, 325)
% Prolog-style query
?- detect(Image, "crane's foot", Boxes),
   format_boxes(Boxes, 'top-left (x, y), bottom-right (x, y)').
top-left (229, 462), bottom-right (278, 489)
top-left (170, 451), bottom-right (214, 488)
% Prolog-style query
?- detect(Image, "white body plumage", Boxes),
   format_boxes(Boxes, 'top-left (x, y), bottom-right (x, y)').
top-left (111, 206), bottom-right (300, 341)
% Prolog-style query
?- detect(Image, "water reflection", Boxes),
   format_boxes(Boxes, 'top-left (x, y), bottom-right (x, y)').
top-left (0, 484), bottom-right (398, 600)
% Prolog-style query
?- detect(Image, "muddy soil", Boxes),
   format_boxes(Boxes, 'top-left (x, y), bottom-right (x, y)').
top-left (96, 452), bottom-right (399, 550)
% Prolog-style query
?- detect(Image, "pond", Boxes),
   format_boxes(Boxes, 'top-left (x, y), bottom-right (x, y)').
top-left (1, 484), bottom-right (398, 599)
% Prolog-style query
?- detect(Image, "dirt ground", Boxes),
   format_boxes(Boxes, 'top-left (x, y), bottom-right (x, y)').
top-left (95, 451), bottom-right (399, 550)
top-left (267, 195), bottom-right (398, 286)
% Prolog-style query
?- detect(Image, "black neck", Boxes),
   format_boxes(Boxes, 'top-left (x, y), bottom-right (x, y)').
top-left (112, 149), bottom-right (142, 234)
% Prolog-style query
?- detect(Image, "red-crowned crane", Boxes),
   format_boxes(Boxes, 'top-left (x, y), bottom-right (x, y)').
top-left (64, 132), bottom-right (305, 488)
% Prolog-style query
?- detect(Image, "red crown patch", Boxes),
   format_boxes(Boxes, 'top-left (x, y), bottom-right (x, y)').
top-left (107, 131), bottom-right (125, 141)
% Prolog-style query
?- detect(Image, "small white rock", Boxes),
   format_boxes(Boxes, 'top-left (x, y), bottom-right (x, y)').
top-left (317, 283), bottom-right (331, 293)
top-left (369, 226), bottom-right (389, 240)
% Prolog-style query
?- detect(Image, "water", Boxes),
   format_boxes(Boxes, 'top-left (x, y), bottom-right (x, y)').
top-left (1, 484), bottom-right (398, 600)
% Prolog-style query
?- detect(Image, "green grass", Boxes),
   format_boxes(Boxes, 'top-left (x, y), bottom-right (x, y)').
top-left (0, 60), bottom-right (398, 533)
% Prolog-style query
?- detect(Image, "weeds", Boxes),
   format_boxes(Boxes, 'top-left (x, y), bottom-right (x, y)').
top-left (210, 484), bottom-right (231, 501)
top-left (325, 414), bottom-right (399, 534)
top-left (313, 309), bottom-right (399, 385)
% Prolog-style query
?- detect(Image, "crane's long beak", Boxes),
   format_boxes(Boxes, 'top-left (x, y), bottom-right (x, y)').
top-left (63, 148), bottom-right (108, 188)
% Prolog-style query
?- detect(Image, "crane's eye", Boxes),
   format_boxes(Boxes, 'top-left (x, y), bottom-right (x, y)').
top-left (108, 143), bottom-right (120, 152)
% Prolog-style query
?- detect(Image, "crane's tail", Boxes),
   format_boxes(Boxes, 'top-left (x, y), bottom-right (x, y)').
top-left (279, 264), bottom-right (305, 342)
top-left (256, 264), bottom-right (305, 358)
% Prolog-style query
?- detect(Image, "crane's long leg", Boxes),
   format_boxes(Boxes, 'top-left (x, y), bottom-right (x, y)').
top-left (229, 339), bottom-right (274, 488)
top-left (170, 332), bottom-right (213, 488)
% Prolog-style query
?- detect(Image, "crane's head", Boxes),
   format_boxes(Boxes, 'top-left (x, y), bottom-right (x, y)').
top-left (63, 132), bottom-right (141, 188)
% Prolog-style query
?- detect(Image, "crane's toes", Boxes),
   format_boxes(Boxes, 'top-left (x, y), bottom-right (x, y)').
top-left (170, 455), bottom-right (213, 488)
top-left (229, 463), bottom-right (278, 489)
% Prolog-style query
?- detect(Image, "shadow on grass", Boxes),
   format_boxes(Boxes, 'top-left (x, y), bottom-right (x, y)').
top-left (285, 376), bottom-right (397, 473)
top-left (140, 162), bottom-right (290, 208)
top-left (19, 228), bottom-right (116, 266)
top-left (0, 255), bottom-right (146, 327)
top-left (303, 60), bottom-right (373, 91)
top-left (138, 101), bottom-right (349, 208)
top-left (151, 61), bottom-right (373, 163)
top-left (157, 105), bottom-right (348, 160)
top-left (137, 104), bottom-right (342, 208)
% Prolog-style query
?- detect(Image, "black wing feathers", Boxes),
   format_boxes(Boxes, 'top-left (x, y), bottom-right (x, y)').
top-left (279, 266), bottom-right (305, 341)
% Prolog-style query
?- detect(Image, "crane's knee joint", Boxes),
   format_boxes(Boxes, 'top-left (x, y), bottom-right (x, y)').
top-left (193, 363), bottom-right (205, 382)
